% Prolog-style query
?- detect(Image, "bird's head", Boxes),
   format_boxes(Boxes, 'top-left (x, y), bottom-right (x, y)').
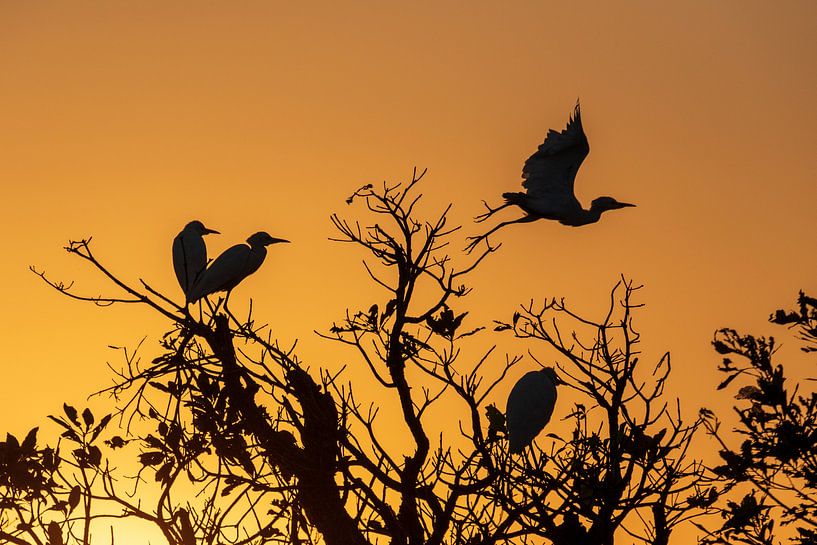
top-left (247, 231), bottom-right (290, 248)
top-left (186, 220), bottom-right (220, 236)
top-left (540, 366), bottom-right (563, 386)
top-left (590, 196), bottom-right (636, 213)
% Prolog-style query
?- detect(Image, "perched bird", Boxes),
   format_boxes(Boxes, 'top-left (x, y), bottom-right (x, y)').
top-left (187, 231), bottom-right (289, 303)
top-left (466, 102), bottom-right (635, 252)
top-left (172, 220), bottom-right (219, 301)
top-left (506, 367), bottom-right (560, 454)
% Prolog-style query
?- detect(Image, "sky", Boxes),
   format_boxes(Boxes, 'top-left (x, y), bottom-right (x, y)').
top-left (2, 1), bottom-right (817, 543)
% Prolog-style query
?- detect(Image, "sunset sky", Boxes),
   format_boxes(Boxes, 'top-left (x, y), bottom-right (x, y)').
top-left (2, 2), bottom-right (817, 543)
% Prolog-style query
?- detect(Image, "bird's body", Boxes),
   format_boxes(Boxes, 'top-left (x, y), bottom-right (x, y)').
top-left (172, 221), bottom-right (219, 301)
top-left (506, 368), bottom-right (559, 454)
top-left (187, 231), bottom-right (289, 303)
top-left (466, 102), bottom-right (634, 251)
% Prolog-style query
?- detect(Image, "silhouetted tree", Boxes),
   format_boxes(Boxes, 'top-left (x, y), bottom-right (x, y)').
top-left (4, 171), bottom-right (709, 544)
top-left (490, 280), bottom-right (707, 545)
top-left (701, 291), bottom-right (817, 545)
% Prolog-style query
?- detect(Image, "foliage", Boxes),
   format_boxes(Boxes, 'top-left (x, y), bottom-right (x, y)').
top-left (0, 405), bottom-right (112, 545)
top-left (701, 291), bottom-right (817, 545)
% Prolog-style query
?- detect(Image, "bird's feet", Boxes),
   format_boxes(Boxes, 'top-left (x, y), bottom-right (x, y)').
top-left (474, 200), bottom-right (509, 223)
top-left (464, 235), bottom-right (485, 254)
top-left (464, 233), bottom-right (501, 254)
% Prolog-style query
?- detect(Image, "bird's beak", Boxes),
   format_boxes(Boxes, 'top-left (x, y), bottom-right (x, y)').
top-left (617, 202), bottom-right (636, 209)
top-left (204, 228), bottom-right (220, 235)
top-left (270, 238), bottom-right (290, 245)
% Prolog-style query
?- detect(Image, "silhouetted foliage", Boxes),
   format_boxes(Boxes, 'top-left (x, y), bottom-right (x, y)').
top-left (0, 405), bottom-right (114, 545)
top-left (700, 291), bottom-right (817, 545)
top-left (5, 172), bottom-right (707, 544)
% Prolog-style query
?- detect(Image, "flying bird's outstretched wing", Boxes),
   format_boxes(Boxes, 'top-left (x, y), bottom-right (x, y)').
top-left (521, 103), bottom-right (590, 205)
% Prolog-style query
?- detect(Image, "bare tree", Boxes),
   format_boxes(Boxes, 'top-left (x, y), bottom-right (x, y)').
top-left (490, 279), bottom-right (708, 545)
top-left (3, 170), bottom-right (709, 545)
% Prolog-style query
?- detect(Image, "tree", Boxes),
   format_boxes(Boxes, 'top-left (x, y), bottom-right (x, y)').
top-left (701, 292), bottom-right (817, 545)
top-left (4, 170), bottom-right (708, 544)
top-left (491, 280), bottom-right (707, 545)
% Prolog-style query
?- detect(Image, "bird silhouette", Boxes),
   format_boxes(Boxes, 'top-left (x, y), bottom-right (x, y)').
top-left (172, 220), bottom-right (219, 301)
top-left (187, 231), bottom-right (289, 304)
top-left (466, 102), bottom-right (635, 252)
top-left (506, 368), bottom-right (560, 454)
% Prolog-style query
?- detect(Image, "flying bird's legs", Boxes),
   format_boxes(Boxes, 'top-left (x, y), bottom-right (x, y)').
top-left (474, 200), bottom-right (514, 223)
top-left (465, 216), bottom-right (537, 254)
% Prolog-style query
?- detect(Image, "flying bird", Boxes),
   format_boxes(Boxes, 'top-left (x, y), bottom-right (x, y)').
top-left (466, 102), bottom-right (635, 252)
top-left (506, 368), bottom-right (560, 454)
top-left (172, 220), bottom-right (219, 301)
top-left (187, 231), bottom-right (289, 303)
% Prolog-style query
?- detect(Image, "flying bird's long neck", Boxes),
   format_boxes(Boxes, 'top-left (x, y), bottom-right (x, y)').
top-left (244, 245), bottom-right (268, 277)
top-left (560, 206), bottom-right (602, 227)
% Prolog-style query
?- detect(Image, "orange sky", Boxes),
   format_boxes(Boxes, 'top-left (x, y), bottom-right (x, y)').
top-left (2, 2), bottom-right (817, 543)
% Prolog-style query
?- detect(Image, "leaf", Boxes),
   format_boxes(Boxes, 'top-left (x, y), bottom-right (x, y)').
top-left (239, 455), bottom-right (255, 477)
top-left (139, 451), bottom-right (165, 466)
top-left (717, 372), bottom-right (741, 391)
top-left (47, 521), bottom-right (63, 545)
top-left (47, 416), bottom-right (73, 432)
top-left (144, 434), bottom-right (164, 449)
top-left (493, 321), bottom-right (511, 332)
top-left (81, 408), bottom-right (94, 428)
top-left (156, 461), bottom-right (173, 484)
top-left (63, 404), bottom-right (80, 426)
top-left (367, 304), bottom-right (378, 329)
top-left (770, 309), bottom-right (801, 325)
top-left (106, 436), bottom-right (126, 449)
top-left (166, 425), bottom-right (182, 450)
top-left (22, 427), bottom-right (38, 451)
top-left (381, 299), bottom-right (397, 325)
top-left (60, 429), bottom-right (81, 443)
top-left (150, 381), bottom-right (172, 394)
top-left (260, 525), bottom-right (282, 537)
top-left (68, 485), bottom-right (81, 511)
top-left (88, 445), bottom-right (102, 467)
top-left (90, 414), bottom-right (112, 443)
top-left (41, 447), bottom-right (60, 471)
top-left (4, 433), bottom-right (19, 449)
top-left (736, 385), bottom-right (762, 400)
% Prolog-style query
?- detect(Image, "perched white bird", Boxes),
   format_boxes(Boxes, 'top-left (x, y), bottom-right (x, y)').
top-left (466, 102), bottom-right (635, 252)
top-left (187, 231), bottom-right (289, 303)
top-left (172, 220), bottom-right (219, 301)
top-left (506, 368), bottom-right (560, 454)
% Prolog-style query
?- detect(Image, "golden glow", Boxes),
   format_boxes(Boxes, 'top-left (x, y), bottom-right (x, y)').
top-left (2, 2), bottom-right (817, 543)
